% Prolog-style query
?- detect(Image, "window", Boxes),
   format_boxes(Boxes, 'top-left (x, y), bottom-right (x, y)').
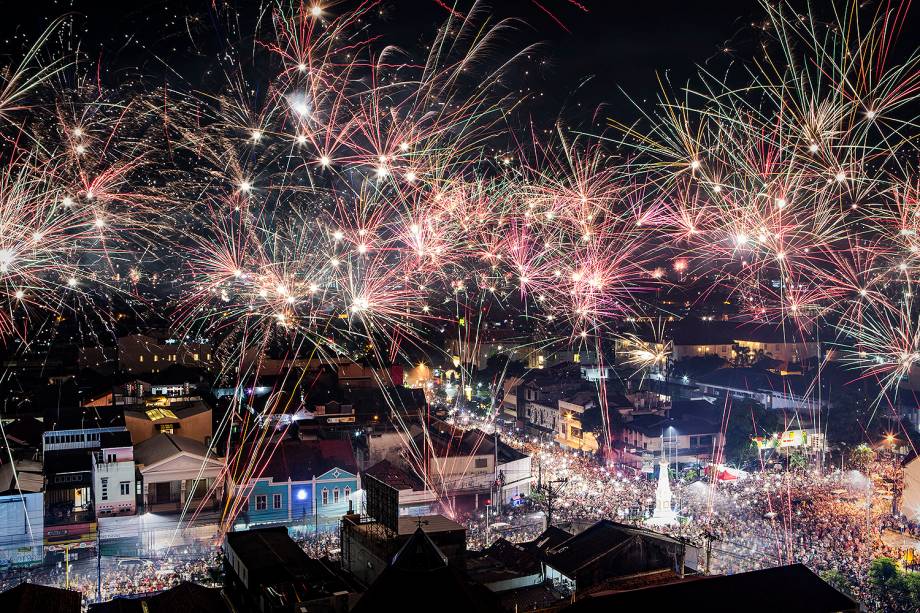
top-left (193, 353), bottom-right (200, 361)
top-left (255, 495), bottom-right (267, 511)
top-left (474, 458), bottom-right (488, 469)
top-left (139, 355), bottom-right (144, 363)
top-left (101, 477), bottom-right (109, 501)
top-left (321, 488), bottom-right (328, 505)
top-left (273, 494), bottom-right (282, 510)
top-left (106, 453), bottom-right (116, 463)
top-left (344, 487), bottom-right (351, 499)
top-left (333, 488), bottom-right (340, 504)
top-left (120, 481), bottom-right (131, 496)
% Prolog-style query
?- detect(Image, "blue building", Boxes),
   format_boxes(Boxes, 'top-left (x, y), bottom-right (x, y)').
top-left (314, 466), bottom-right (359, 530)
top-left (235, 439), bottom-right (358, 532)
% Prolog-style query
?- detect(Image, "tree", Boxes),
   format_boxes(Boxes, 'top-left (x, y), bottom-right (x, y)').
top-left (819, 569), bottom-right (852, 597)
top-left (868, 557), bottom-right (915, 612)
top-left (786, 449), bottom-right (807, 472)
top-left (850, 444), bottom-right (874, 472)
top-left (722, 399), bottom-right (783, 464)
top-left (732, 344), bottom-right (751, 367)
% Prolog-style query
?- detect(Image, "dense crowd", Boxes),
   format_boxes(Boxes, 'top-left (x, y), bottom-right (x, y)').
top-left (0, 547), bottom-right (222, 606)
top-left (480, 436), bottom-right (912, 606)
top-left (1, 430), bottom-right (915, 610)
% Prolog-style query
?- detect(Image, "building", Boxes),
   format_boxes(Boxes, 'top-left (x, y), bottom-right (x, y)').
top-left (556, 390), bottom-right (633, 453)
top-left (223, 527), bottom-right (354, 612)
top-left (79, 333), bottom-right (214, 375)
top-left (465, 538), bottom-right (545, 593)
top-left (616, 319), bottom-right (821, 371)
top-left (363, 460), bottom-right (439, 516)
top-left (134, 434), bottom-right (224, 513)
top-left (351, 527), bottom-right (494, 613)
top-left (526, 348), bottom-right (597, 370)
top-left (562, 563), bottom-right (858, 612)
top-left (543, 520), bottom-right (685, 594)
top-left (618, 402), bottom-right (724, 471)
top-left (338, 362), bottom-right (404, 388)
top-left (91, 430), bottom-right (137, 516)
top-left (502, 365), bottom-right (585, 434)
top-left (0, 458), bottom-right (44, 567)
top-left (900, 452), bottom-right (920, 522)
top-left (232, 438), bottom-right (359, 531)
top-left (341, 512), bottom-right (467, 586)
top-left (41, 426), bottom-right (129, 560)
top-left (694, 367), bottom-right (828, 410)
top-left (0, 583), bottom-right (81, 613)
top-left (124, 401), bottom-right (213, 446)
top-left (89, 582), bottom-right (229, 613)
top-left (413, 421), bottom-right (532, 505)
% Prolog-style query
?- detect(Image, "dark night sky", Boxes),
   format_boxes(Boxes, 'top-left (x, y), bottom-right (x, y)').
top-left (1, 1), bottom-right (915, 127)
top-left (0, 1), bottom-right (761, 120)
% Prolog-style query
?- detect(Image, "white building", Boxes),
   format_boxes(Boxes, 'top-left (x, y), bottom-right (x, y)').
top-left (901, 454), bottom-right (920, 522)
top-left (134, 433), bottom-right (224, 513)
top-left (92, 432), bottom-right (137, 517)
top-left (413, 422), bottom-right (532, 505)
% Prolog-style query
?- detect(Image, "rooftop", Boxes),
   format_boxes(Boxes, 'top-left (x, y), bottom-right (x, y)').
top-left (564, 564), bottom-right (857, 613)
top-left (0, 583), bottom-right (81, 613)
top-left (364, 459), bottom-right (425, 491)
top-left (546, 520), bottom-right (682, 577)
top-left (134, 433), bottom-right (213, 467)
top-left (255, 438), bottom-right (357, 483)
top-left (397, 514), bottom-right (465, 536)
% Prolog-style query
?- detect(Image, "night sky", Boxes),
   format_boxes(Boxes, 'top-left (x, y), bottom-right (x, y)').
top-left (1, 1), bottom-right (767, 123)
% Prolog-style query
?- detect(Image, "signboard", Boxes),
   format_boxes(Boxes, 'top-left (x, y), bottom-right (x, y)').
top-left (44, 522), bottom-right (97, 547)
top-left (754, 429), bottom-right (808, 450)
top-left (364, 473), bottom-right (400, 533)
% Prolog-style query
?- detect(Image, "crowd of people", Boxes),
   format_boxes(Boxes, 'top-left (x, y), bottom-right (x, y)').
top-left (0, 546), bottom-right (222, 606)
top-left (1, 425), bottom-right (915, 610)
top-left (478, 434), bottom-right (913, 606)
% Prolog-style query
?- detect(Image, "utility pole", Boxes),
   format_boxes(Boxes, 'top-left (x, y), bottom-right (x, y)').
top-left (64, 544), bottom-right (71, 589)
top-left (96, 527), bottom-right (102, 602)
top-left (703, 532), bottom-right (712, 574)
top-left (539, 478), bottom-right (568, 528)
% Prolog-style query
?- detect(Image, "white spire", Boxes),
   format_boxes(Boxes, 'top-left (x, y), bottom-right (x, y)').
top-left (647, 443), bottom-right (678, 526)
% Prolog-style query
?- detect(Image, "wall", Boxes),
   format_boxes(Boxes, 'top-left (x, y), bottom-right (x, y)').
top-left (93, 451), bottom-right (137, 516)
top-left (315, 471), bottom-right (359, 529)
top-left (0, 492), bottom-right (44, 566)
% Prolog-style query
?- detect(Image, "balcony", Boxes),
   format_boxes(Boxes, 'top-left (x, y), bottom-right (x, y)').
top-left (45, 503), bottom-right (96, 526)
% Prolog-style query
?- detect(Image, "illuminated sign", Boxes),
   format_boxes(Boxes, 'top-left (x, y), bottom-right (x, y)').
top-left (754, 429), bottom-right (808, 449)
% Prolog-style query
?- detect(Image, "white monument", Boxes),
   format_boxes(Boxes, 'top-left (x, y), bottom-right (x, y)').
top-left (647, 456), bottom-right (678, 526)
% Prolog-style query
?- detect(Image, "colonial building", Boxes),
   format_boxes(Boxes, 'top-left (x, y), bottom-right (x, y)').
top-left (134, 434), bottom-right (224, 513)
top-left (232, 438), bottom-right (359, 532)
